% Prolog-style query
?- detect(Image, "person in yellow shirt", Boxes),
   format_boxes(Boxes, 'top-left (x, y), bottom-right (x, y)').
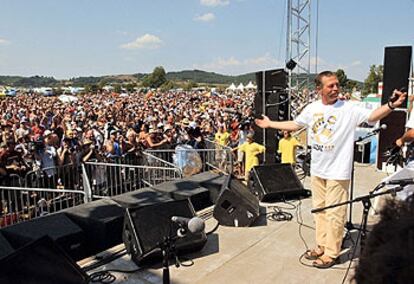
top-left (214, 125), bottom-right (230, 146)
top-left (214, 125), bottom-right (230, 170)
top-left (278, 130), bottom-right (300, 164)
top-left (236, 133), bottom-right (265, 181)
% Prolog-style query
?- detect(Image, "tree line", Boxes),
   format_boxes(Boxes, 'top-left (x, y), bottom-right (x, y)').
top-left (0, 66), bottom-right (383, 97)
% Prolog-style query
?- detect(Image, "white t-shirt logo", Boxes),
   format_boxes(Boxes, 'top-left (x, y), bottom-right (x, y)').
top-left (311, 113), bottom-right (337, 145)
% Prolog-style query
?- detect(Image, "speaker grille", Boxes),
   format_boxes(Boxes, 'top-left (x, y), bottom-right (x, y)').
top-left (251, 164), bottom-right (304, 201)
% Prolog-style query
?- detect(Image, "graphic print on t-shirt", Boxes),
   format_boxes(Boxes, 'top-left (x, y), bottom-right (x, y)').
top-left (311, 113), bottom-right (337, 152)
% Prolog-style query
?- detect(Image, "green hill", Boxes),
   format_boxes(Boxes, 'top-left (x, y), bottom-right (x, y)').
top-left (0, 70), bottom-right (363, 89)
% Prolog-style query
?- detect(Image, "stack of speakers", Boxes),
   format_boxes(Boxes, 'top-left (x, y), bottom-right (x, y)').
top-left (0, 186), bottom-right (213, 280)
top-left (253, 69), bottom-right (289, 164)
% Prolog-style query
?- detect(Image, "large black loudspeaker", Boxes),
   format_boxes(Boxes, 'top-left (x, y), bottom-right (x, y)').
top-left (213, 175), bottom-right (260, 227)
top-left (0, 213), bottom-right (86, 260)
top-left (254, 69), bottom-right (289, 164)
top-left (123, 199), bottom-right (207, 265)
top-left (250, 164), bottom-right (305, 201)
top-left (255, 69), bottom-right (288, 93)
top-left (63, 199), bottom-right (125, 256)
top-left (0, 236), bottom-right (88, 284)
top-left (381, 46), bottom-right (412, 107)
top-left (377, 110), bottom-right (407, 170)
top-left (377, 46), bottom-right (412, 170)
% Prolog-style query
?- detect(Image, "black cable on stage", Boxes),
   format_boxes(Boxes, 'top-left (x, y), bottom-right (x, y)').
top-left (295, 199), bottom-right (311, 252)
top-left (176, 256), bottom-right (195, 267)
top-left (88, 267), bottom-right (145, 284)
top-left (341, 214), bottom-right (364, 284)
top-left (83, 248), bottom-right (128, 272)
top-left (206, 220), bottom-right (220, 235)
top-left (263, 203), bottom-right (293, 222)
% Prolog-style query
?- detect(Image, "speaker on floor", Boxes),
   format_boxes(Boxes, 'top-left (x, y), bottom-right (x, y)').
top-left (249, 163), bottom-right (306, 201)
top-left (151, 179), bottom-right (212, 211)
top-left (0, 236), bottom-right (88, 284)
top-left (63, 199), bottom-right (125, 256)
top-left (123, 199), bottom-right (207, 266)
top-left (213, 175), bottom-right (260, 227)
top-left (381, 46), bottom-right (412, 108)
top-left (111, 187), bottom-right (172, 208)
top-left (0, 232), bottom-right (14, 259)
top-left (0, 213), bottom-right (86, 261)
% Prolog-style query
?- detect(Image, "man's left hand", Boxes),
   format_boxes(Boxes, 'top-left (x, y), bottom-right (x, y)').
top-left (390, 89), bottom-right (408, 108)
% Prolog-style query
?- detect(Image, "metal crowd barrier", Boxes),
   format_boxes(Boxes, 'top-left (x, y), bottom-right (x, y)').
top-left (24, 164), bottom-right (82, 190)
top-left (0, 186), bottom-right (85, 228)
top-left (83, 161), bottom-right (182, 199)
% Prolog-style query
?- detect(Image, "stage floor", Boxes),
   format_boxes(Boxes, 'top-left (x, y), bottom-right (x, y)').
top-left (81, 164), bottom-right (388, 284)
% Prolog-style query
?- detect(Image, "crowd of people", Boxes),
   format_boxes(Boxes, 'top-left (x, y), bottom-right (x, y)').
top-left (0, 89), bottom-right (258, 186)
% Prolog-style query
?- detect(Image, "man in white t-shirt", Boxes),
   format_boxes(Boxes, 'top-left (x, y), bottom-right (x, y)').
top-left (255, 71), bottom-right (406, 268)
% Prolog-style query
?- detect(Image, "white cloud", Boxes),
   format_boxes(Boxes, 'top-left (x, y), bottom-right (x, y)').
top-left (0, 38), bottom-right (10, 45)
top-left (351, 60), bottom-right (361, 66)
top-left (194, 13), bottom-right (216, 22)
top-left (200, 0), bottom-right (229, 7)
top-left (120, 34), bottom-right (162, 50)
top-left (193, 53), bottom-right (282, 74)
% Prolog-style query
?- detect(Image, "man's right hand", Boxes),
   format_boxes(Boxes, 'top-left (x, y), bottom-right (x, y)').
top-left (254, 115), bottom-right (270, 129)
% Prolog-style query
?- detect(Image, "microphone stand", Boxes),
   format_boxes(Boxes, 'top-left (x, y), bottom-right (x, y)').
top-left (158, 224), bottom-right (181, 284)
top-left (346, 130), bottom-right (378, 232)
top-left (312, 182), bottom-right (407, 252)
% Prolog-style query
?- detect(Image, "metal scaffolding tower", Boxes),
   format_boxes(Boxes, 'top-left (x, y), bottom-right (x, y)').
top-left (286, 0), bottom-right (312, 118)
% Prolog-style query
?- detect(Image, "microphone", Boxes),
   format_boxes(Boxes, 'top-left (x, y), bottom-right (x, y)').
top-left (382, 178), bottom-right (414, 186)
top-left (371, 124), bottom-right (387, 134)
top-left (171, 216), bottom-right (205, 235)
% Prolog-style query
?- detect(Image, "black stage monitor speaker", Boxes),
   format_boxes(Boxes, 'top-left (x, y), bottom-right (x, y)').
top-left (0, 213), bottom-right (85, 260)
top-left (151, 179), bottom-right (212, 211)
top-left (250, 164), bottom-right (305, 201)
top-left (381, 46), bottom-right (412, 108)
top-left (213, 175), bottom-right (260, 227)
top-left (63, 199), bottom-right (125, 256)
top-left (111, 187), bottom-right (172, 208)
top-left (0, 232), bottom-right (14, 259)
top-left (0, 236), bottom-right (89, 284)
top-left (123, 199), bottom-right (207, 266)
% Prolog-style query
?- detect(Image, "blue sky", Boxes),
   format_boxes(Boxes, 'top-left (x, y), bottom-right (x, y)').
top-left (0, 0), bottom-right (413, 81)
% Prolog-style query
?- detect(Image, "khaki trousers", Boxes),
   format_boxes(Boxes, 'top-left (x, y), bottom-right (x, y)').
top-left (311, 176), bottom-right (350, 258)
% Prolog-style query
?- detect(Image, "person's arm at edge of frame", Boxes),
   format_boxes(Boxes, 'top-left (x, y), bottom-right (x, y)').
top-left (367, 89), bottom-right (407, 123)
top-left (396, 128), bottom-right (414, 147)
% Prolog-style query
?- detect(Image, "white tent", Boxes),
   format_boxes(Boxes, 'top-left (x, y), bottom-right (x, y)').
top-left (245, 81), bottom-right (256, 90)
top-left (226, 83), bottom-right (237, 92)
top-left (58, 95), bottom-right (78, 103)
top-left (236, 83), bottom-right (244, 91)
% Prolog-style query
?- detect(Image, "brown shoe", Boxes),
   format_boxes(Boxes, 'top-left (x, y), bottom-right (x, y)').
top-left (304, 248), bottom-right (324, 260)
top-left (312, 256), bottom-right (337, 269)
